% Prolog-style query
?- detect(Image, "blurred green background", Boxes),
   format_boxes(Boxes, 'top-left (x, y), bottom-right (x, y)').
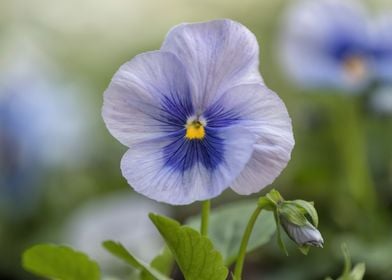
top-left (1, 0), bottom-right (392, 279)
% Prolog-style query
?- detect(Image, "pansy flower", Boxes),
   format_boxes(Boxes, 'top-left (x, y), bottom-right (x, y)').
top-left (280, 0), bottom-right (392, 91)
top-left (103, 19), bottom-right (294, 205)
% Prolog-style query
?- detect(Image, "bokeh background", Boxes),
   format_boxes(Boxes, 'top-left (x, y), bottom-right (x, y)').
top-left (1, 0), bottom-right (392, 279)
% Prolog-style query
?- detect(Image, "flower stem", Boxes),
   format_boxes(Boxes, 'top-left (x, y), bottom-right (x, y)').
top-left (333, 97), bottom-right (378, 214)
top-left (200, 200), bottom-right (211, 236)
top-left (233, 205), bottom-right (262, 280)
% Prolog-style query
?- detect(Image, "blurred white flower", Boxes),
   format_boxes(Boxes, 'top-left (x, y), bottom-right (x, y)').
top-left (62, 192), bottom-right (171, 272)
top-left (370, 86), bottom-right (392, 114)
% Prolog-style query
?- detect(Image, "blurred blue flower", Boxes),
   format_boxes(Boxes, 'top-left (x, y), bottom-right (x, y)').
top-left (103, 19), bottom-right (294, 205)
top-left (280, 0), bottom-right (392, 91)
top-left (0, 69), bottom-right (91, 219)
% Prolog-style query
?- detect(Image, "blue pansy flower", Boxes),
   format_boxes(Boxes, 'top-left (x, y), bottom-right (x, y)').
top-left (280, 0), bottom-right (392, 91)
top-left (103, 19), bottom-right (294, 205)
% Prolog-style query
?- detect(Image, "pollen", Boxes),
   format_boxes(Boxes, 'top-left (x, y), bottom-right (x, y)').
top-left (185, 120), bottom-right (205, 140)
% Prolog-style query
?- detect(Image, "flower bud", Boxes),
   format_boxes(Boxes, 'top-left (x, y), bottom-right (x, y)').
top-left (280, 219), bottom-right (324, 248)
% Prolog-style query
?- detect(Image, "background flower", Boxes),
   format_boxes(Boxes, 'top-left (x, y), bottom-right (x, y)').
top-left (63, 191), bottom-right (170, 276)
top-left (280, 0), bottom-right (373, 91)
top-left (0, 45), bottom-right (92, 220)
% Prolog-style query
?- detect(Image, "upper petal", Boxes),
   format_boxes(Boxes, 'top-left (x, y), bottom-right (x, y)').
top-left (102, 51), bottom-right (193, 147)
top-left (161, 19), bottom-right (263, 110)
top-left (229, 86), bottom-right (295, 195)
top-left (120, 126), bottom-right (256, 205)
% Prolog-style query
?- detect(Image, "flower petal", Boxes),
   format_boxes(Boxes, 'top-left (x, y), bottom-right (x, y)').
top-left (120, 126), bottom-right (256, 205)
top-left (228, 86), bottom-right (294, 194)
top-left (161, 19), bottom-right (263, 109)
top-left (102, 51), bottom-right (193, 147)
top-left (204, 84), bottom-right (280, 135)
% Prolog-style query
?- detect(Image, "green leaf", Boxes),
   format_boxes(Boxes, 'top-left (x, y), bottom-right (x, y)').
top-left (187, 199), bottom-right (276, 265)
top-left (279, 203), bottom-right (308, 226)
top-left (349, 263), bottom-right (365, 280)
top-left (102, 240), bottom-right (171, 280)
top-left (141, 247), bottom-right (174, 280)
top-left (298, 245), bottom-right (310, 255)
top-left (334, 244), bottom-right (366, 280)
top-left (341, 243), bottom-right (352, 276)
top-left (291, 200), bottom-right (319, 227)
top-left (266, 189), bottom-right (284, 205)
top-left (274, 210), bottom-right (288, 256)
top-left (22, 244), bottom-right (100, 280)
top-left (149, 213), bottom-right (228, 280)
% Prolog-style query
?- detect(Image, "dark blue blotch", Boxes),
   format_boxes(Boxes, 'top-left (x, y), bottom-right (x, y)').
top-left (162, 128), bottom-right (225, 173)
top-left (159, 90), bottom-right (247, 173)
top-left (327, 32), bottom-right (369, 61)
top-left (204, 102), bottom-right (241, 128)
top-left (159, 89), bottom-right (194, 128)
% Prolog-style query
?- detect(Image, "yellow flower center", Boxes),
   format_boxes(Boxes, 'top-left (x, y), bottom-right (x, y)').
top-left (343, 55), bottom-right (367, 82)
top-left (185, 120), bottom-right (205, 140)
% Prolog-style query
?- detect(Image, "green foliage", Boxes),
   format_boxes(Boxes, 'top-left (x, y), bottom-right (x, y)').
top-left (149, 213), bottom-right (228, 280)
top-left (141, 247), bottom-right (174, 280)
top-left (187, 200), bottom-right (276, 265)
top-left (325, 244), bottom-right (366, 280)
top-left (265, 189), bottom-right (284, 205)
top-left (273, 210), bottom-right (288, 256)
top-left (102, 240), bottom-right (170, 280)
top-left (22, 244), bottom-right (100, 280)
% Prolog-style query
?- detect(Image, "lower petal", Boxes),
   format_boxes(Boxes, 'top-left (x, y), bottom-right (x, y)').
top-left (120, 127), bottom-right (256, 205)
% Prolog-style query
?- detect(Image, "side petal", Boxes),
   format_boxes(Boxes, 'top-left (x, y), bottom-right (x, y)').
top-left (227, 86), bottom-right (294, 194)
top-left (120, 127), bottom-right (256, 205)
top-left (102, 51), bottom-right (193, 147)
top-left (161, 19), bottom-right (263, 109)
top-left (204, 84), bottom-right (284, 135)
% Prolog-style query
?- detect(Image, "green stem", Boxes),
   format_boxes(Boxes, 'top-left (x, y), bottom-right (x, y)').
top-left (233, 206), bottom-right (262, 280)
top-left (335, 97), bottom-right (377, 211)
top-left (200, 200), bottom-right (211, 236)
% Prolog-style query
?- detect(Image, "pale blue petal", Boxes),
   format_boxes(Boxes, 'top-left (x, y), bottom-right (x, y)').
top-left (280, 0), bottom-right (369, 91)
top-left (120, 126), bottom-right (256, 205)
top-left (229, 86), bottom-right (294, 194)
top-left (204, 84), bottom-right (288, 138)
top-left (102, 51), bottom-right (193, 147)
top-left (161, 19), bottom-right (263, 110)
